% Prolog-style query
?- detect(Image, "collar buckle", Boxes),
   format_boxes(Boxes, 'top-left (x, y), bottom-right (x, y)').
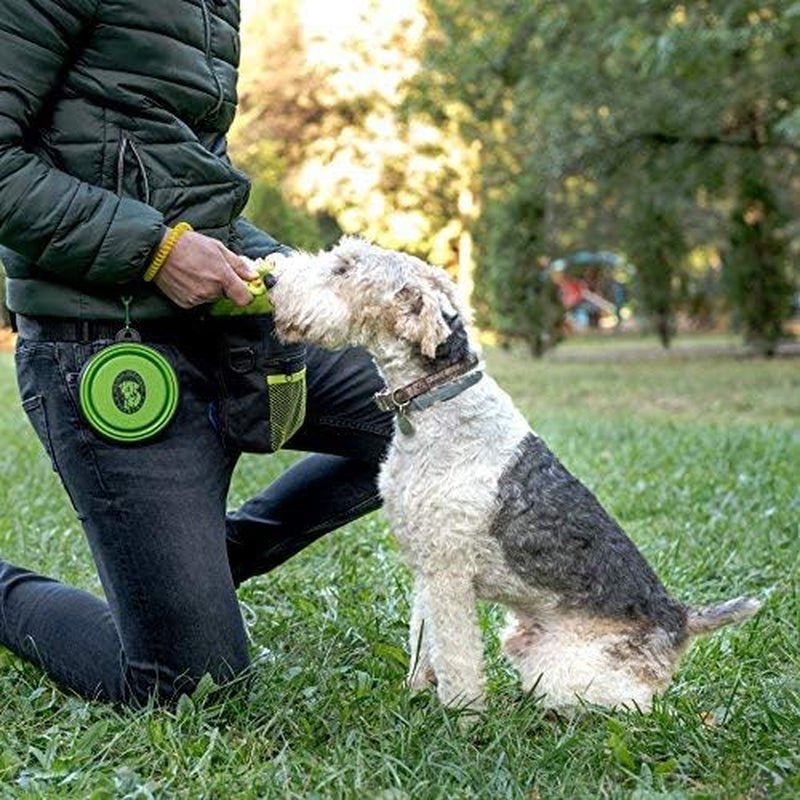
top-left (373, 353), bottom-right (482, 427)
top-left (374, 388), bottom-right (409, 413)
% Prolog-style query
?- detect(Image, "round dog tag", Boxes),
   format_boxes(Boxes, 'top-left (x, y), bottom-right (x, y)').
top-left (78, 342), bottom-right (179, 443)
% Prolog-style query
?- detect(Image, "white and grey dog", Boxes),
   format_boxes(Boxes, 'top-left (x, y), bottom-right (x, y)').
top-left (265, 237), bottom-right (759, 712)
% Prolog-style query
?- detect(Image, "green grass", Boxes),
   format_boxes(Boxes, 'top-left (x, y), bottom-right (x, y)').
top-left (0, 347), bottom-right (798, 799)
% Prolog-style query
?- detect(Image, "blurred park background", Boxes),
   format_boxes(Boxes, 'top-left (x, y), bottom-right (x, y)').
top-left (224, 0), bottom-right (799, 359)
top-left (1, 0), bottom-right (798, 359)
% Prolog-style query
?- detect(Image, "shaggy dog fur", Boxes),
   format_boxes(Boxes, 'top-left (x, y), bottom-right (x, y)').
top-left (264, 237), bottom-right (759, 712)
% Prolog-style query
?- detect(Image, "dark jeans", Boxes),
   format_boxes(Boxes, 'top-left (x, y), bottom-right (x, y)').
top-left (0, 316), bottom-right (392, 705)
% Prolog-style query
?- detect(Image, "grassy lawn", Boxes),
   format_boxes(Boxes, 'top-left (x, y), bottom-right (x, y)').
top-left (0, 346), bottom-right (798, 799)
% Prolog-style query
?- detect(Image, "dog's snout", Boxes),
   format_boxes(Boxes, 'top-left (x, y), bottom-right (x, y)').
top-left (264, 273), bottom-right (278, 289)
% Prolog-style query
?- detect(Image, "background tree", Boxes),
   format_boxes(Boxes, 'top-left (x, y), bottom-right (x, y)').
top-left (231, 0), bottom-right (335, 249)
top-left (725, 154), bottom-right (793, 355)
top-left (232, 0), bottom-right (476, 282)
top-left (409, 0), bottom-right (799, 353)
top-left (621, 197), bottom-right (689, 348)
top-left (480, 177), bottom-right (565, 356)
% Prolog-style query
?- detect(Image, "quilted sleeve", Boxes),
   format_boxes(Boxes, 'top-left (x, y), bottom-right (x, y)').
top-left (0, 0), bottom-right (165, 284)
top-left (235, 216), bottom-right (293, 259)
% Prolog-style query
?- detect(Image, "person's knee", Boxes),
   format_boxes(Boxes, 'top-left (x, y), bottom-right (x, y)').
top-left (124, 646), bottom-right (251, 707)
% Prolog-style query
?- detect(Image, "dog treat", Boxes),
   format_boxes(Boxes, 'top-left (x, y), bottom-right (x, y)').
top-left (209, 257), bottom-right (275, 316)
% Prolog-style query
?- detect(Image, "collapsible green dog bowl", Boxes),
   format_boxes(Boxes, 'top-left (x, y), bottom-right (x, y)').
top-left (78, 342), bottom-right (179, 442)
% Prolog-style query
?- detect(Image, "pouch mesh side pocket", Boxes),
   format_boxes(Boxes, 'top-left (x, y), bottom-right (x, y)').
top-left (267, 367), bottom-right (307, 450)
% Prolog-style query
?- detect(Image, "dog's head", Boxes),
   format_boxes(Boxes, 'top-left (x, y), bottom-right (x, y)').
top-left (268, 237), bottom-right (472, 364)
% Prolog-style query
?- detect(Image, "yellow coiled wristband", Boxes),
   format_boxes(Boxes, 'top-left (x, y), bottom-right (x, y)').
top-left (143, 222), bottom-right (193, 282)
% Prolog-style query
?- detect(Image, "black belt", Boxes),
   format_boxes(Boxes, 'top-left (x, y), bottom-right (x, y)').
top-left (15, 314), bottom-right (199, 343)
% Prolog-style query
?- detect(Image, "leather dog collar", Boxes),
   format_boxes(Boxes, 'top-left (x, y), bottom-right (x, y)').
top-left (374, 353), bottom-right (482, 434)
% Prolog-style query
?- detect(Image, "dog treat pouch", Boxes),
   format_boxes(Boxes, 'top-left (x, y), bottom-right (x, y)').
top-left (217, 316), bottom-right (307, 453)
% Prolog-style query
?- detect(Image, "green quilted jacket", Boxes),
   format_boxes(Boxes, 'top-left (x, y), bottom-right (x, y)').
top-left (0, 0), bottom-right (283, 320)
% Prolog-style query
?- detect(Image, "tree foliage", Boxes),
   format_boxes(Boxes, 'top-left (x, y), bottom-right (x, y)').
top-left (224, 0), bottom-right (799, 353)
top-left (231, 0), bottom-right (474, 267)
top-left (409, 0), bottom-right (799, 352)
top-left (479, 174), bottom-right (564, 355)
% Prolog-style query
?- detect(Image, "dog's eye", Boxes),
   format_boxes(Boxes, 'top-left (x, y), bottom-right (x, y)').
top-left (331, 258), bottom-right (357, 277)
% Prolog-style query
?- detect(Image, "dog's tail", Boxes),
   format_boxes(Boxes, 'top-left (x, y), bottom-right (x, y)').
top-left (685, 596), bottom-right (761, 635)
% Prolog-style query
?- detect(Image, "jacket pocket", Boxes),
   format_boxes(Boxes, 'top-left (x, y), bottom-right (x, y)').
top-left (116, 132), bottom-right (151, 203)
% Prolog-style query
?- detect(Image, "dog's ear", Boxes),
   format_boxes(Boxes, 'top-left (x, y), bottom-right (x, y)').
top-left (393, 284), bottom-right (452, 358)
top-left (417, 260), bottom-right (471, 324)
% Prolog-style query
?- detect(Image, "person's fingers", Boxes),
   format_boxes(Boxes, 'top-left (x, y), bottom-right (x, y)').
top-left (220, 266), bottom-right (254, 307)
top-left (154, 235), bottom-right (264, 307)
top-left (222, 249), bottom-right (259, 281)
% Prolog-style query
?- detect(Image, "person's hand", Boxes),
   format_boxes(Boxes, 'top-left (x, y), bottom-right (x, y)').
top-left (153, 230), bottom-right (259, 309)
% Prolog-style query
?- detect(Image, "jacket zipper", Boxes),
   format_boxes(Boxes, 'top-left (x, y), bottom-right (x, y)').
top-left (200, 0), bottom-right (226, 117)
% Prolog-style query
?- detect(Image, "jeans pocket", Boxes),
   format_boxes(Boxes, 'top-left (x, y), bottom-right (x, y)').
top-left (21, 394), bottom-right (57, 468)
top-left (20, 393), bottom-right (81, 512)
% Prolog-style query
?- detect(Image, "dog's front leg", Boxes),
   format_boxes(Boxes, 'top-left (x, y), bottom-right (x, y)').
top-left (424, 573), bottom-right (485, 710)
top-left (407, 576), bottom-right (436, 693)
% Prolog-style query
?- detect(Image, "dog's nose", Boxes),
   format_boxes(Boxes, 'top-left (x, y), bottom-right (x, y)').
top-left (264, 273), bottom-right (278, 289)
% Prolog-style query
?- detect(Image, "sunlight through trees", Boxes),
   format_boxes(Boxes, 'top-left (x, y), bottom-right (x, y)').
top-left (230, 0), bottom-right (799, 354)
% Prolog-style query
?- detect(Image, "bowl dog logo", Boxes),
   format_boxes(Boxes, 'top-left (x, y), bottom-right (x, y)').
top-left (112, 370), bottom-right (146, 415)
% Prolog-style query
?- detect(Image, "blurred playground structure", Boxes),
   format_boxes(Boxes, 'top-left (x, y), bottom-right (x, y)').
top-left (549, 251), bottom-right (800, 338)
top-left (550, 252), bottom-right (631, 332)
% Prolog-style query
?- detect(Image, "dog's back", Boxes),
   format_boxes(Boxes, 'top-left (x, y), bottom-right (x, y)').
top-left (489, 433), bottom-right (688, 636)
top-left (488, 433), bottom-right (759, 710)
